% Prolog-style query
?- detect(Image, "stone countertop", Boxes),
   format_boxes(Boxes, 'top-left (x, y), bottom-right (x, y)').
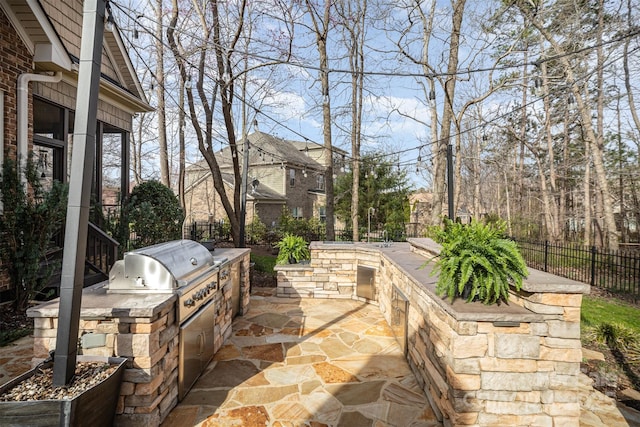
top-left (406, 237), bottom-right (590, 294)
top-left (26, 247), bottom-right (251, 320)
top-left (26, 283), bottom-right (176, 319)
top-left (213, 247), bottom-right (251, 265)
top-left (310, 240), bottom-right (551, 323)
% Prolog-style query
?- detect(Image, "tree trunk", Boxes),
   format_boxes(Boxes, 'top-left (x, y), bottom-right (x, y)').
top-left (154, 0), bottom-right (170, 187)
top-left (178, 77), bottom-right (186, 210)
top-left (431, 0), bottom-right (466, 225)
top-left (306, 0), bottom-right (335, 240)
top-left (344, 0), bottom-right (366, 242)
top-left (520, 4), bottom-right (619, 250)
top-left (536, 59), bottom-right (560, 241)
top-left (584, 154), bottom-right (592, 247)
top-left (623, 0), bottom-right (640, 135)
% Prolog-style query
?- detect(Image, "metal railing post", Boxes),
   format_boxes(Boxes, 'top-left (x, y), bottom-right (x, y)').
top-left (590, 246), bottom-right (597, 286)
top-left (544, 240), bottom-right (549, 272)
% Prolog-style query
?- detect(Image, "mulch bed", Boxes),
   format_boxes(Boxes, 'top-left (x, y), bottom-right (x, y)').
top-left (0, 362), bottom-right (118, 401)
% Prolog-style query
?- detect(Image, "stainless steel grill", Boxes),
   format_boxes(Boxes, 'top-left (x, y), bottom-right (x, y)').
top-left (106, 239), bottom-right (228, 400)
top-left (108, 239), bottom-right (216, 292)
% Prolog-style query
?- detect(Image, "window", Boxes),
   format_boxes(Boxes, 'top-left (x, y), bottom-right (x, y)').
top-left (319, 206), bottom-right (326, 223)
top-left (316, 174), bottom-right (325, 190)
top-left (32, 97), bottom-right (130, 210)
top-left (292, 207), bottom-right (303, 219)
top-left (33, 98), bottom-right (67, 189)
top-left (289, 168), bottom-right (295, 187)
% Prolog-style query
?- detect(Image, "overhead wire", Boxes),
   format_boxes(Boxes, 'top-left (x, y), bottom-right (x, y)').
top-left (111, 1), bottom-right (640, 172)
top-left (112, 1), bottom-right (640, 80)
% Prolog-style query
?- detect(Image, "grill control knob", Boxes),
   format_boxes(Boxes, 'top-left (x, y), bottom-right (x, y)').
top-left (184, 298), bottom-right (195, 307)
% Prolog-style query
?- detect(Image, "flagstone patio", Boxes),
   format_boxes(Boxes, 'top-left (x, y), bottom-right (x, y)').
top-left (2, 286), bottom-right (637, 426)
top-left (161, 288), bottom-right (441, 427)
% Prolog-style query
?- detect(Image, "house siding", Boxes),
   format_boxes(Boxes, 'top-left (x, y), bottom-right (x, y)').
top-left (0, 7), bottom-right (35, 292)
top-left (40, 0), bottom-right (120, 83)
top-left (30, 80), bottom-right (131, 132)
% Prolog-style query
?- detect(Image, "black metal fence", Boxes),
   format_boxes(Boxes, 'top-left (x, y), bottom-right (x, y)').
top-left (513, 238), bottom-right (640, 299)
top-left (183, 222), bottom-right (420, 246)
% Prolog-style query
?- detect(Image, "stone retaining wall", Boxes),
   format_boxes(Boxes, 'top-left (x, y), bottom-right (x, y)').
top-left (275, 240), bottom-right (590, 427)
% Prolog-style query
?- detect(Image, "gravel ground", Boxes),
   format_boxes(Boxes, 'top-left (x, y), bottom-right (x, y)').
top-left (0, 362), bottom-right (118, 401)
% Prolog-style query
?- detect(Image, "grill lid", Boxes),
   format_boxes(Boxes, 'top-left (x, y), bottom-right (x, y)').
top-left (108, 240), bottom-right (215, 292)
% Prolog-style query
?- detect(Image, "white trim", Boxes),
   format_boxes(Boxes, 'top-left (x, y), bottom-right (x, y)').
top-left (0, 2), bottom-right (35, 53)
top-left (0, 0), bottom-right (72, 70)
top-left (17, 72), bottom-right (63, 185)
top-left (26, 0), bottom-right (71, 70)
top-left (107, 27), bottom-right (149, 106)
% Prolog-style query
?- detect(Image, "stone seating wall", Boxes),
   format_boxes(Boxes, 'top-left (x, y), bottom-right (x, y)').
top-left (275, 239), bottom-right (590, 427)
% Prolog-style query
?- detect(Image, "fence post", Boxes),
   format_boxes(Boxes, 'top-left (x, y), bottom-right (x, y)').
top-left (590, 246), bottom-right (597, 286)
top-left (544, 240), bottom-right (549, 272)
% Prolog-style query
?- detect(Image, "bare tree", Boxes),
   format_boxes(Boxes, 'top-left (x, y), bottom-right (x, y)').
top-left (304, 0), bottom-right (336, 240)
top-left (392, 0), bottom-right (467, 225)
top-left (167, 0), bottom-right (294, 246)
top-left (152, 0), bottom-right (170, 187)
top-left (511, 0), bottom-right (620, 249)
top-left (334, 0), bottom-right (367, 241)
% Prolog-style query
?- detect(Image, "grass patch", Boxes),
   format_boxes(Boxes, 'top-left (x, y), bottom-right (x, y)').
top-left (581, 295), bottom-right (640, 331)
top-left (0, 327), bottom-right (32, 347)
top-left (251, 253), bottom-right (277, 274)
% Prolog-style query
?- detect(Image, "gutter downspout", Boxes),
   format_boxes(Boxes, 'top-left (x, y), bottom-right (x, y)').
top-left (17, 72), bottom-right (63, 184)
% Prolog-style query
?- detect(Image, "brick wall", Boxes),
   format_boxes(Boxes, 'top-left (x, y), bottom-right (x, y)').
top-left (0, 8), bottom-right (35, 292)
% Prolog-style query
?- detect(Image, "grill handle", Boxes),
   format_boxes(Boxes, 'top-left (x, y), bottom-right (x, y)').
top-left (198, 332), bottom-right (204, 356)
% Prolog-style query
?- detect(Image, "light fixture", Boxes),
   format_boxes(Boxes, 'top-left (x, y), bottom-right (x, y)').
top-left (105, 9), bottom-right (115, 32)
top-left (534, 77), bottom-right (542, 89)
top-left (428, 90), bottom-right (436, 101)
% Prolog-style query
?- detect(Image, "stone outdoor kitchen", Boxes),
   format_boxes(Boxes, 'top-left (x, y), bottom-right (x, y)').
top-left (23, 237), bottom-right (592, 426)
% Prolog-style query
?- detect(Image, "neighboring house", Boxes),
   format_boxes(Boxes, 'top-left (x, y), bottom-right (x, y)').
top-left (0, 1), bottom-right (152, 292)
top-left (185, 131), bottom-right (346, 228)
top-left (408, 191), bottom-right (472, 236)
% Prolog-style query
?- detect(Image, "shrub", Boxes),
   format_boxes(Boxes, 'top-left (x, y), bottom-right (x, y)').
top-left (246, 216), bottom-right (268, 244)
top-left (0, 155), bottom-right (68, 310)
top-left (123, 181), bottom-right (184, 249)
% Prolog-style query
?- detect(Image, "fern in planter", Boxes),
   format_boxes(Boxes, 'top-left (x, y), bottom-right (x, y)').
top-left (430, 219), bottom-right (528, 305)
top-left (275, 234), bottom-right (310, 265)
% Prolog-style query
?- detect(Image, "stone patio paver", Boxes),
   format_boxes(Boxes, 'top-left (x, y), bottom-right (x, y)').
top-left (1, 288), bottom-right (639, 426)
top-left (163, 289), bottom-right (441, 426)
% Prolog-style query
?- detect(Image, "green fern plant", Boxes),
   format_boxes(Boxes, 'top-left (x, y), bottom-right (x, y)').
top-left (430, 218), bottom-right (528, 305)
top-left (275, 233), bottom-right (310, 265)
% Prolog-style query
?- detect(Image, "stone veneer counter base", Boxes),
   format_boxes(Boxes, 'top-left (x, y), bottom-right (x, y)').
top-left (26, 248), bottom-right (251, 427)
